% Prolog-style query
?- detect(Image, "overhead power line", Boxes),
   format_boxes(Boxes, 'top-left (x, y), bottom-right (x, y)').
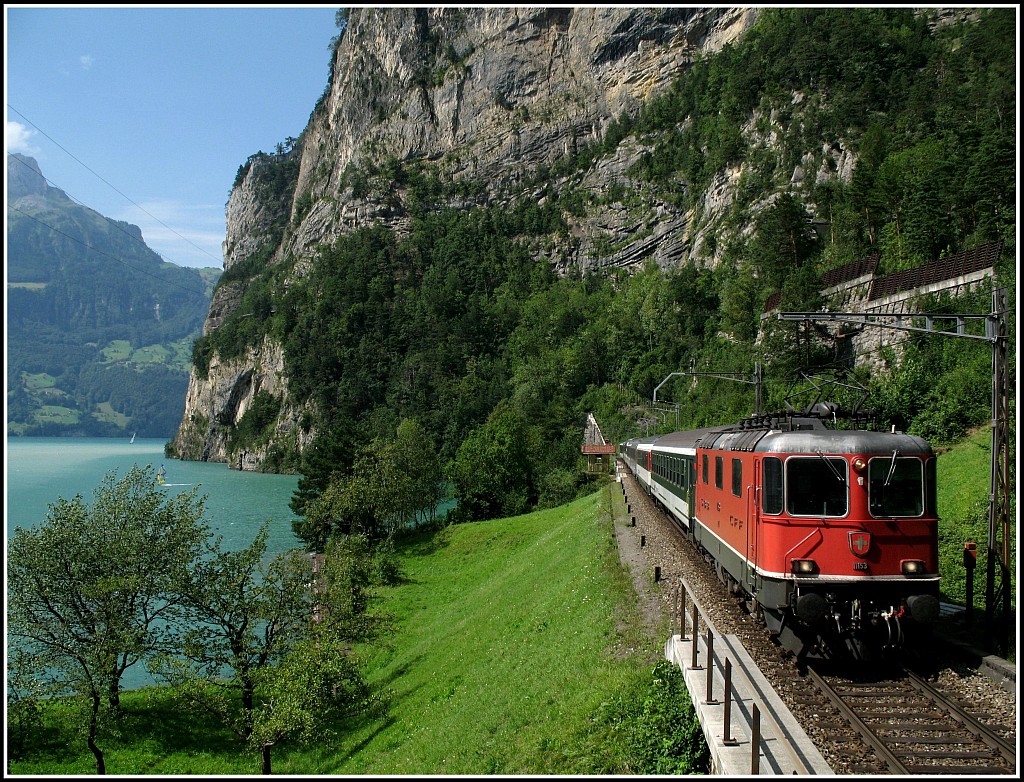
top-left (8, 204), bottom-right (210, 299)
top-left (7, 104), bottom-right (225, 267)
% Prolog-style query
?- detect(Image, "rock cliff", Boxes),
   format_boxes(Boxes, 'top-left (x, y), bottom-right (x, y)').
top-left (172, 7), bottom-right (767, 467)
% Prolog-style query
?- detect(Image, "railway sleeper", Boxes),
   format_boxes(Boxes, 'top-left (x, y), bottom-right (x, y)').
top-left (894, 749), bottom-right (1002, 760)
top-left (901, 765), bottom-right (1014, 774)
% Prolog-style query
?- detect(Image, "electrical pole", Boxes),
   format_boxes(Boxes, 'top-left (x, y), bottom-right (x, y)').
top-left (779, 287), bottom-right (1013, 655)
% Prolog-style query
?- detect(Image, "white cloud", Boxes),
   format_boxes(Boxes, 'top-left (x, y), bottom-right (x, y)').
top-left (116, 201), bottom-right (226, 269)
top-left (6, 121), bottom-right (39, 155)
top-left (79, 54), bottom-right (94, 69)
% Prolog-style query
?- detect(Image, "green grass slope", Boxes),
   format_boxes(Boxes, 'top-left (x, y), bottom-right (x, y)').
top-left (9, 486), bottom-right (707, 776)
top-left (935, 427), bottom-right (1016, 608)
top-left (286, 487), bottom-right (682, 775)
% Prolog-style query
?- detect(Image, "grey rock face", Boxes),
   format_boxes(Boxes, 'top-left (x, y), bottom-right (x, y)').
top-left (175, 6), bottom-right (776, 467)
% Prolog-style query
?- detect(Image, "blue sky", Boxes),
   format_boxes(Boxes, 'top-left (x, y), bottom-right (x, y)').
top-left (6, 5), bottom-right (341, 269)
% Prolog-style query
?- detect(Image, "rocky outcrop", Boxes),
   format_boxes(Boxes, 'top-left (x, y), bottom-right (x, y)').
top-left (8, 152), bottom-right (75, 211)
top-left (8, 153), bottom-right (49, 199)
top-left (172, 7), bottom-right (771, 468)
top-left (285, 6), bottom-right (761, 266)
top-left (169, 335), bottom-right (314, 467)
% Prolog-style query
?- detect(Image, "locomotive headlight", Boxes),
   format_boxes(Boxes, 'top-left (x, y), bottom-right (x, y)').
top-left (852, 457), bottom-right (867, 473)
top-left (901, 559), bottom-right (926, 576)
top-left (791, 559), bottom-right (819, 575)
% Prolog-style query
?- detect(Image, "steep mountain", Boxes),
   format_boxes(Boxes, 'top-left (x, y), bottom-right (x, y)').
top-left (6, 153), bottom-right (220, 437)
top-left (168, 7), bottom-right (1014, 480)
top-left (172, 7), bottom-right (760, 466)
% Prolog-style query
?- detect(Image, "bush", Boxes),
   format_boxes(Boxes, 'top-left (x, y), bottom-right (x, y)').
top-left (597, 660), bottom-right (709, 774)
top-left (536, 467), bottom-right (580, 509)
top-left (6, 689), bottom-right (45, 761)
top-left (228, 390), bottom-right (282, 452)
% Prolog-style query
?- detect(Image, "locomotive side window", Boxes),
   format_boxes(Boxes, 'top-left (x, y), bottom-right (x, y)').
top-left (715, 456), bottom-right (723, 489)
top-left (762, 457), bottom-right (783, 514)
top-left (868, 457), bottom-right (924, 517)
top-left (731, 458), bottom-right (742, 497)
top-left (702, 454), bottom-right (708, 484)
top-left (786, 456), bottom-right (848, 517)
top-left (926, 458), bottom-right (937, 517)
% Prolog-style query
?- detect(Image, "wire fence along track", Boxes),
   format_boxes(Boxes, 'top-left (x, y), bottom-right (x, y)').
top-left (805, 665), bottom-right (1017, 775)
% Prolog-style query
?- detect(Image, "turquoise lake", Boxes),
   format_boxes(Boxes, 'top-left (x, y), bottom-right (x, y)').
top-left (5, 436), bottom-right (302, 553)
top-left (6, 436), bottom-right (304, 691)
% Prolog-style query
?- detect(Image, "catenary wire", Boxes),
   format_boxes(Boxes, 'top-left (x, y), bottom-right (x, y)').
top-left (7, 104), bottom-right (225, 267)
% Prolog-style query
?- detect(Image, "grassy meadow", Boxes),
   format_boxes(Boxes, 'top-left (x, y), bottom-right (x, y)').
top-left (935, 427), bottom-right (1016, 607)
top-left (9, 484), bottom-right (707, 776)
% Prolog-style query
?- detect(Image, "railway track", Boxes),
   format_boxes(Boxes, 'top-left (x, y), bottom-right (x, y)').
top-left (619, 465), bottom-right (1017, 775)
top-left (802, 664), bottom-right (1016, 775)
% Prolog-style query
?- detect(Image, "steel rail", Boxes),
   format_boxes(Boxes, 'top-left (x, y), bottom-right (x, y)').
top-left (906, 670), bottom-right (1016, 767)
top-left (806, 666), bottom-right (911, 774)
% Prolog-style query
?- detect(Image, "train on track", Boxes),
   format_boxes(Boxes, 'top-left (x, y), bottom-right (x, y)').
top-left (620, 406), bottom-right (941, 661)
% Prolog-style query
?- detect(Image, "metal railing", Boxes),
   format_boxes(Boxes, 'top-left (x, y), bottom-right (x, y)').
top-left (619, 464), bottom-right (822, 775)
top-left (673, 573), bottom-right (816, 775)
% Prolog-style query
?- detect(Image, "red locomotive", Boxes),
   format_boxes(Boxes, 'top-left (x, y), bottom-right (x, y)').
top-left (621, 409), bottom-right (941, 660)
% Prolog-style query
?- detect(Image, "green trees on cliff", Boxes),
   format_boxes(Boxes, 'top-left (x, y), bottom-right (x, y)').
top-left (194, 8), bottom-right (1013, 536)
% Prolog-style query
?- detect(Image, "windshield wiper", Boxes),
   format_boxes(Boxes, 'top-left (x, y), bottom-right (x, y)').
top-left (815, 450), bottom-right (845, 482)
top-left (884, 449), bottom-right (900, 487)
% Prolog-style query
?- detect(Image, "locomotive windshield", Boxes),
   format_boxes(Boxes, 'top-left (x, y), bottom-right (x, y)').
top-left (786, 456), bottom-right (848, 517)
top-left (868, 456), bottom-right (925, 517)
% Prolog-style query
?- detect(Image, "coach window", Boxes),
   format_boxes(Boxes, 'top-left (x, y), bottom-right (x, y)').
top-left (762, 457), bottom-right (783, 514)
top-left (868, 456), bottom-right (924, 517)
top-left (786, 456), bottom-right (848, 517)
top-left (715, 456), bottom-right (723, 489)
top-left (731, 458), bottom-right (742, 497)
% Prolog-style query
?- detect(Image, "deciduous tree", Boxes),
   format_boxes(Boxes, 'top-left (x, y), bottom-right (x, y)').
top-left (150, 525), bottom-right (312, 741)
top-left (247, 634), bottom-right (375, 774)
top-left (7, 465), bottom-right (209, 774)
top-left (151, 524), bottom-right (387, 773)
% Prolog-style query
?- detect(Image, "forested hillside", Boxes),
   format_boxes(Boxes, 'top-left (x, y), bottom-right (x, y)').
top-left (173, 8), bottom-right (1015, 544)
top-left (7, 154), bottom-right (219, 437)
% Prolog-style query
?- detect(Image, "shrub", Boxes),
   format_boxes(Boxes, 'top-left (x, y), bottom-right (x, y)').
top-left (597, 660), bottom-right (709, 774)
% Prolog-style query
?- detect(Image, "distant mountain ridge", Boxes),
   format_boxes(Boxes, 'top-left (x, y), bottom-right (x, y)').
top-left (8, 153), bottom-right (54, 198)
top-left (6, 153), bottom-right (220, 437)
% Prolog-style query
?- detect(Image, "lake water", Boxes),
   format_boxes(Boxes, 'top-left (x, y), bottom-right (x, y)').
top-left (6, 436), bottom-right (302, 553)
top-left (6, 436), bottom-right (303, 690)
